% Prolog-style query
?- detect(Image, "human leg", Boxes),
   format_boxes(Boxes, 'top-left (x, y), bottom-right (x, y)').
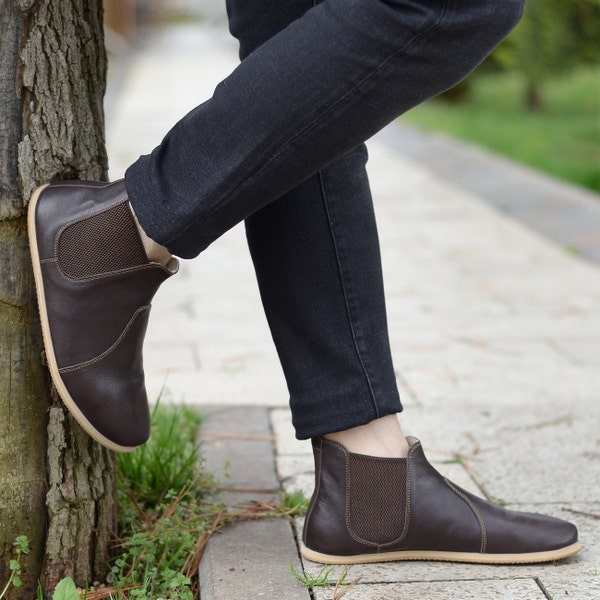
top-left (125, 0), bottom-right (525, 258)
top-left (223, 1), bottom-right (580, 564)
top-left (30, 0), bottom-right (524, 448)
top-left (245, 148), bottom-right (403, 439)
top-left (228, 0), bottom-right (406, 451)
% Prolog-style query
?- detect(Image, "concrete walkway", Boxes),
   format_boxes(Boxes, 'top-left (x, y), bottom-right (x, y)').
top-left (105, 23), bottom-right (600, 600)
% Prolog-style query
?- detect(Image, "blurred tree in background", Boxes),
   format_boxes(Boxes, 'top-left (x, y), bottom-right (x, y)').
top-left (493, 0), bottom-right (600, 110)
top-left (405, 0), bottom-right (600, 191)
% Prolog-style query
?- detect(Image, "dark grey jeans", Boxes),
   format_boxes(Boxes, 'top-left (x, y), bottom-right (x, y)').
top-left (125, 0), bottom-right (523, 438)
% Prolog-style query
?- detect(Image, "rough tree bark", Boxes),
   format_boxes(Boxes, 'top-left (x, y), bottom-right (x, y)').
top-left (0, 1), bottom-right (117, 597)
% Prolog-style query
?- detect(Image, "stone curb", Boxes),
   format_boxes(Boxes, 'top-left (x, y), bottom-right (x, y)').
top-left (197, 405), bottom-right (308, 600)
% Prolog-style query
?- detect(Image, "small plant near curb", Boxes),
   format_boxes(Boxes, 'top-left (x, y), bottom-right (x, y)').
top-left (3, 399), bottom-right (303, 599)
top-left (103, 400), bottom-right (216, 599)
top-left (0, 535), bottom-right (30, 599)
top-left (117, 399), bottom-right (210, 509)
top-left (288, 565), bottom-right (361, 600)
top-left (278, 489), bottom-right (309, 517)
top-left (45, 577), bottom-right (84, 600)
top-left (288, 564), bottom-right (343, 588)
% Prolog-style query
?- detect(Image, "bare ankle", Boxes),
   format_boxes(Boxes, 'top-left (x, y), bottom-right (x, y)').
top-left (324, 414), bottom-right (409, 458)
top-left (129, 203), bottom-right (172, 267)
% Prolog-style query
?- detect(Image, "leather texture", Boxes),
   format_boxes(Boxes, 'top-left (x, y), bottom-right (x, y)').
top-left (303, 437), bottom-right (578, 559)
top-left (30, 180), bottom-right (177, 450)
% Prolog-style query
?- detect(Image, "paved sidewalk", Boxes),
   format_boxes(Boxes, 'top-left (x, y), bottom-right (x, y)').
top-left (105, 23), bottom-right (600, 600)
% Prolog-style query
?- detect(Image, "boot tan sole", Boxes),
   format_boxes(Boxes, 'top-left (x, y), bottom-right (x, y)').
top-left (300, 540), bottom-right (582, 565)
top-left (28, 184), bottom-right (136, 454)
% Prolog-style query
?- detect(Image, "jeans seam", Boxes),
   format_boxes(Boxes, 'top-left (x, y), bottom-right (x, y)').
top-left (317, 170), bottom-right (380, 418)
top-left (164, 0), bottom-right (451, 248)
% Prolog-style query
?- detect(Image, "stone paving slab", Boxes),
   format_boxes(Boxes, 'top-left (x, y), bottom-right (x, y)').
top-left (200, 405), bottom-right (279, 499)
top-left (198, 519), bottom-right (308, 600)
top-left (542, 574), bottom-right (600, 600)
top-left (197, 405), bottom-right (307, 599)
top-left (303, 553), bottom-right (585, 589)
top-left (459, 413), bottom-right (600, 505)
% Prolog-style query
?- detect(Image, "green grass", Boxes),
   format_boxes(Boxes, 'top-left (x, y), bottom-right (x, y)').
top-left (113, 401), bottom-right (214, 600)
top-left (111, 402), bottom-right (307, 600)
top-left (401, 66), bottom-right (600, 192)
top-left (117, 399), bottom-right (209, 511)
top-left (6, 402), bottom-right (307, 599)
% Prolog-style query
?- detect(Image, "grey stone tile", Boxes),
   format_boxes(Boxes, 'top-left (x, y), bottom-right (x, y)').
top-left (146, 369), bottom-right (289, 409)
top-left (282, 473), bottom-right (315, 499)
top-left (540, 573), bottom-right (600, 600)
top-left (199, 405), bottom-right (273, 437)
top-left (396, 377), bottom-right (421, 407)
top-left (143, 341), bottom-right (199, 373)
top-left (376, 123), bottom-right (600, 265)
top-left (196, 405), bottom-right (308, 599)
top-left (463, 412), bottom-right (600, 504)
top-left (199, 519), bottom-right (308, 600)
top-left (305, 558), bottom-right (584, 590)
top-left (277, 455), bottom-right (315, 482)
top-left (395, 405), bottom-right (495, 457)
top-left (548, 337), bottom-right (600, 367)
top-left (199, 406), bottom-right (279, 491)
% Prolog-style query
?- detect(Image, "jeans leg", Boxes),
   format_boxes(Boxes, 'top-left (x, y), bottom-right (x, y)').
top-left (226, 0), bottom-right (400, 438)
top-left (246, 149), bottom-right (401, 439)
top-left (126, 0), bottom-right (524, 257)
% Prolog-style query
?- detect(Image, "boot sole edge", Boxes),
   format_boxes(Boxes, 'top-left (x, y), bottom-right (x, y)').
top-left (300, 540), bottom-right (583, 565)
top-left (28, 183), bottom-right (138, 454)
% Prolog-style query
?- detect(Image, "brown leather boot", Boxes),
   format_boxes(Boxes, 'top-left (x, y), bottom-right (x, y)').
top-left (28, 180), bottom-right (178, 452)
top-left (302, 437), bottom-right (581, 564)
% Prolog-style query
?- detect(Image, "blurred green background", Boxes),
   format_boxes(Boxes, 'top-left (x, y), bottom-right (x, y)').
top-left (402, 0), bottom-right (600, 192)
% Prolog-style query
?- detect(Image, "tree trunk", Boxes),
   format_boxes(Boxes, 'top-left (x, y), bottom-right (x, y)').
top-left (526, 78), bottom-right (545, 112)
top-left (42, 395), bottom-right (116, 593)
top-left (0, 1), bottom-right (49, 596)
top-left (0, 1), bottom-right (117, 597)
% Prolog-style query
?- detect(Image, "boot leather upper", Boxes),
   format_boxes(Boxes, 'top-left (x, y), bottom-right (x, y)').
top-left (33, 180), bottom-right (177, 448)
top-left (303, 437), bottom-right (578, 557)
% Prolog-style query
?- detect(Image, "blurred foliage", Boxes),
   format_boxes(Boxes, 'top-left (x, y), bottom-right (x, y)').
top-left (492, 0), bottom-right (600, 110)
top-left (404, 66), bottom-right (600, 191)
